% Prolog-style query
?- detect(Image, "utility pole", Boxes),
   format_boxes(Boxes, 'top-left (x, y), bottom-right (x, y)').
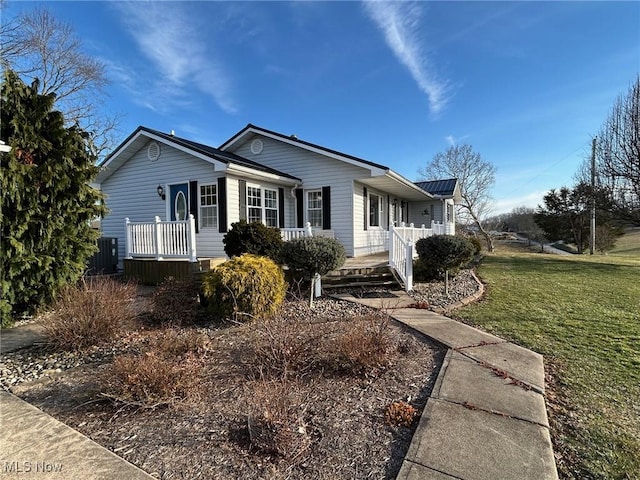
top-left (590, 137), bottom-right (596, 255)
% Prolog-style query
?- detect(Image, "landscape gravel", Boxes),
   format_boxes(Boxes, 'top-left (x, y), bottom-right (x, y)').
top-left (0, 271), bottom-right (481, 393)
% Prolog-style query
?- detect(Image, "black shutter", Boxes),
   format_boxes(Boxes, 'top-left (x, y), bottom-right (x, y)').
top-left (363, 187), bottom-right (368, 231)
top-left (322, 186), bottom-right (331, 230)
top-left (386, 195), bottom-right (390, 229)
top-left (278, 187), bottom-right (285, 228)
top-left (295, 188), bottom-right (304, 228)
top-left (189, 180), bottom-right (199, 233)
top-left (218, 177), bottom-right (227, 233)
top-left (239, 180), bottom-right (247, 221)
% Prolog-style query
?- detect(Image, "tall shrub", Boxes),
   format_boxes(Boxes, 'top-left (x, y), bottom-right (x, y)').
top-left (415, 235), bottom-right (475, 294)
top-left (0, 70), bottom-right (105, 325)
top-left (222, 220), bottom-right (284, 262)
top-left (280, 236), bottom-right (346, 306)
top-left (201, 254), bottom-right (286, 321)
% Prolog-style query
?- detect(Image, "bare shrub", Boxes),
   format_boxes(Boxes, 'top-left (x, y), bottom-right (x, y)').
top-left (247, 379), bottom-right (311, 461)
top-left (250, 315), bottom-right (324, 379)
top-left (151, 277), bottom-right (200, 326)
top-left (44, 276), bottom-right (137, 350)
top-left (101, 329), bottom-right (208, 407)
top-left (103, 351), bottom-right (202, 407)
top-left (332, 314), bottom-right (395, 376)
top-left (385, 401), bottom-right (418, 427)
top-left (151, 328), bottom-right (212, 357)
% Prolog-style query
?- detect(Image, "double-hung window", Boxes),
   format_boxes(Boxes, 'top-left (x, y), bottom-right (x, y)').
top-left (247, 185), bottom-right (278, 227)
top-left (247, 186), bottom-right (262, 223)
top-left (200, 184), bottom-right (217, 228)
top-left (307, 190), bottom-right (322, 227)
top-left (264, 188), bottom-right (278, 227)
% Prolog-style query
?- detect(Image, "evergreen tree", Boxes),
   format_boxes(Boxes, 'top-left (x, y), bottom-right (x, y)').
top-left (1, 70), bottom-right (106, 325)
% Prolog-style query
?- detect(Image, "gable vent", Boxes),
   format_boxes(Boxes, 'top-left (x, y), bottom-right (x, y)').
top-left (250, 139), bottom-right (263, 155)
top-left (147, 141), bottom-right (160, 161)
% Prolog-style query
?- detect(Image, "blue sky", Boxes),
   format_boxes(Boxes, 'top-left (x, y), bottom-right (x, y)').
top-left (5, 1), bottom-right (640, 214)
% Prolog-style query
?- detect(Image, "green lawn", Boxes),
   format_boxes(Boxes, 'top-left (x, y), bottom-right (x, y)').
top-left (457, 237), bottom-right (640, 480)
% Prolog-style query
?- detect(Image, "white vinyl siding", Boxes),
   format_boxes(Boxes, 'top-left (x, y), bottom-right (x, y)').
top-left (231, 136), bottom-right (371, 256)
top-left (100, 141), bottom-right (227, 264)
top-left (200, 184), bottom-right (217, 228)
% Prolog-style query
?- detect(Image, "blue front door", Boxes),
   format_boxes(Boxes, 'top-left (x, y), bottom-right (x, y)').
top-left (169, 183), bottom-right (189, 221)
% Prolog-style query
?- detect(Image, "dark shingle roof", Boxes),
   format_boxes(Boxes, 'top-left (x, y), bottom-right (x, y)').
top-left (142, 127), bottom-right (301, 181)
top-left (222, 124), bottom-right (390, 172)
top-left (415, 178), bottom-right (458, 196)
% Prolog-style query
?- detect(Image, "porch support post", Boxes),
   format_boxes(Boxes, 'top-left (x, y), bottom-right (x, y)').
top-left (154, 216), bottom-right (163, 260)
top-left (187, 214), bottom-right (197, 262)
top-left (125, 217), bottom-right (132, 259)
top-left (405, 241), bottom-right (414, 292)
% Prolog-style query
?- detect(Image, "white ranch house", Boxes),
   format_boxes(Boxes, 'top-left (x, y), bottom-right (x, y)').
top-left (96, 124), bottom-right (461, 285)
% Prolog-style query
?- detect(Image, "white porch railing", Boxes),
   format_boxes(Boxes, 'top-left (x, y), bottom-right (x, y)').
top-left (281, 222), bottom-right (335, 241)
top-left (125, 215), bottom-right (197, 262)
top-left (388, 221), bottom-right (452, 292)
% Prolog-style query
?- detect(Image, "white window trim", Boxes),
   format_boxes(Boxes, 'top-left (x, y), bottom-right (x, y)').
top-left (369, 192), bottom-right (383, 228)
top-left (199, 183), bottom-right (218, 229)
top-left (246, 183), bottom-right (279, 227)
top-left (305, 189), bottom-right (323, 228)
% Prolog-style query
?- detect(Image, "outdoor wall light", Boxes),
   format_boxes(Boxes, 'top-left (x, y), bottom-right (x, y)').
top-left (392, 198), bottom-right (398, 207)
top-left (157, 185), bottom-right (166, 200)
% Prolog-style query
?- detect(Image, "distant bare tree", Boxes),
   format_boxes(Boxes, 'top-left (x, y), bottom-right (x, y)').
top-left (419, 144), bottom-right (497, 252)
top-left (0, 7), bottom-right (120, 157)
top-left (577, 77), bottom-right (640, 224)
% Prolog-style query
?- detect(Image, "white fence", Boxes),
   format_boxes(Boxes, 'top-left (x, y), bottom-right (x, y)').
top-left (388, 221), bottom-right (451, 292)
top-left (125, 215), bottom-right (197, 262)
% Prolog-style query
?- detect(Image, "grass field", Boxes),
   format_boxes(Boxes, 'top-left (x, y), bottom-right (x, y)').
top-left (457, 231), bottom-right (640, 479)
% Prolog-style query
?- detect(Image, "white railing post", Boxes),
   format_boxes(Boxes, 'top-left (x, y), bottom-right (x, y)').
top-left (154, 216), bottom-right (163, 260)
top-left (125, 217), bottom-right (132, 259)
top-left (405, 241), bottom-right (413, 292)
top-left (389, 224), bottom-right (395, 268)
top-left (305, 222), bottom-right (313, 237)
top-left (187, 214), bottom-right (197, 262)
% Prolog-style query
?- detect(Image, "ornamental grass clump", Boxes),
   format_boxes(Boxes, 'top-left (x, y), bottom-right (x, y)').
top-left (201, 254), bottom-right (286, 322)
top-left (43, 276), bottom-right (137, 351)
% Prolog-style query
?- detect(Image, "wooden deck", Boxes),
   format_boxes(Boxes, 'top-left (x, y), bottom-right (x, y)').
top-left (123, 252), bottom-right (390, 286)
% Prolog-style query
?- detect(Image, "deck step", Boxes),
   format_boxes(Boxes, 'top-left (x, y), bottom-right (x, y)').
top-left (322, 279), bottom-right (399, 290)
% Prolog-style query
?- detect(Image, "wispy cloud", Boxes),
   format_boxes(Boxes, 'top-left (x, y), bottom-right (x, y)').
top-left (113, 2), bottom-right (236, 114)
top-left (362, 1), bottom-right (450, 115)
top-left (444, 134), bottom-right (470, 147)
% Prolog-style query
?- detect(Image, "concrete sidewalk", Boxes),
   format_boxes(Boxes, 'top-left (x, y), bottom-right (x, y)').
top-left (0, 390), bottom-right (153, 479)
top-left (1, 323), bottom-right (154, 479)
top-left (331, 290), bottom-right (559, 480)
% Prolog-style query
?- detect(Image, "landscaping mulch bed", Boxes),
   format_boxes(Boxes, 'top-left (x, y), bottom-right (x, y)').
top-left (9, 297), bottom-right (446, 480)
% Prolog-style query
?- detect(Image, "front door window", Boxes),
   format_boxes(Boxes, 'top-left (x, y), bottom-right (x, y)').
top-left (175, 191), bottom-right (187, 220)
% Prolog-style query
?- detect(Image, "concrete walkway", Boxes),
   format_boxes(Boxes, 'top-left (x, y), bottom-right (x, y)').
top-left (1, 286), bottom-right (558, 479)
top-left (331, 290), bottom-right (559, 480)
top-left (0, 324), bottom-right (154, 479)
